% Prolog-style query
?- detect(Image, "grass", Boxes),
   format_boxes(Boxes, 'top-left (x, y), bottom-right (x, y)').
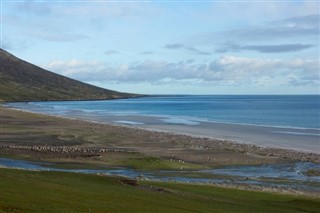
top-left (50, 153), bottom-right (204, 170)
top-left (116, 155), bottom-right (205, 170)
top-left (0, 168), bottom-right (319, 213)
top-left (1, 150), bottom-right (205, 171)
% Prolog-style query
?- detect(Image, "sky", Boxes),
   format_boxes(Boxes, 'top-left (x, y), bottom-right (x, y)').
top-left (1, 0), bottom-right (319, 95)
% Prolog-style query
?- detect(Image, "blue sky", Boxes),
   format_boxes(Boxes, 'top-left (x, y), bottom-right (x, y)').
top-left (1, 0), bottom-right (319, 94)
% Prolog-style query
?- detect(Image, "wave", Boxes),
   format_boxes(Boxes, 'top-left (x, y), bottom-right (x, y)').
top-left (115, 120), bottom-right (145, 125)
top-left (272, 131), bottom-right (320, 136)
top-left (160, 117), bottom-right (200, 126)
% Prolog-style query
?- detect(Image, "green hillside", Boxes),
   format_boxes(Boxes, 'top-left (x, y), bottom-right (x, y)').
top-left (0, 49), bottom-right (139, 101)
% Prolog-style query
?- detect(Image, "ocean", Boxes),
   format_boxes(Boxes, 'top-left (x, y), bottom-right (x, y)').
top-left (8, 95), bottom-right (320, 129)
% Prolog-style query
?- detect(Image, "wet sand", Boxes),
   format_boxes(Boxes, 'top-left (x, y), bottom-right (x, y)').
top-left (141, 122), bottom-right (320, 153)
top-left (65, 113), bottom-right (320, 154)
top-left (2, 107), bottom-right (319, 164)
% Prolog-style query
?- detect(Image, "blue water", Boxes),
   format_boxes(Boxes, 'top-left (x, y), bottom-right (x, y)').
top-left (6, 95), bottom-right (320, 129)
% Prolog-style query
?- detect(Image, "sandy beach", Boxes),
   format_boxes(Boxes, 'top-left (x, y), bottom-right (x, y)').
top-left (1, 107), bottom-right (319, 164)
top-left (141, 121), bottom-right (320, 153)
top-left (54, 112), bottom-right (320, 154)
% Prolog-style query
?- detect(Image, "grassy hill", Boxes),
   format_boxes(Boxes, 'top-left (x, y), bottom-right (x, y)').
top-left (0, 49), bottom-right (139, 101)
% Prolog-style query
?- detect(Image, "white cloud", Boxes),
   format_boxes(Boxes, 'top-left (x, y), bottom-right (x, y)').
top-left (44, 56), bottom-right (319, 87)
top-left (208, 56), bottom-right (319, 86)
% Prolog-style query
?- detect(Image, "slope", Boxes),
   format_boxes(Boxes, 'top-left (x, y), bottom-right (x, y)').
top-left (0, 49), bottom-right (139, 101)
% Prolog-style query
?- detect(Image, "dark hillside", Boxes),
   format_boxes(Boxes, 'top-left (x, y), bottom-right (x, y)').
top-left (0, 49), bottom-right (139, 101)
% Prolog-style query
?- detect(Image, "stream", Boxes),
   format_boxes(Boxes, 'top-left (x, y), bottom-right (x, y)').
top-left (1, 158), bottom-right (319, 192)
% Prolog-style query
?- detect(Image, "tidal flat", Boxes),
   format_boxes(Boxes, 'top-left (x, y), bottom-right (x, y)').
top-left (1, 107), bottom-right (320, 212)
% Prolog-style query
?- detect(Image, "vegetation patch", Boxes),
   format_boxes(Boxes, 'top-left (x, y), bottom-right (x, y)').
top-left (118, 155), bottom-right (204, 170)
top-left (1, 168), bottom-right (320, 213)
top-left (303, 169), bottom-right (320, 177)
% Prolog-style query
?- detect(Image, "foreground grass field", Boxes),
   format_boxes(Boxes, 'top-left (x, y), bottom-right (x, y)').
top-left (1, 168), bottom-right (319, 213)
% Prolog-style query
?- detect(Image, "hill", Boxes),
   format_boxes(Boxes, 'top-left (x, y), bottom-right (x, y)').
top-left (0, 49), bottom-right (139, 101)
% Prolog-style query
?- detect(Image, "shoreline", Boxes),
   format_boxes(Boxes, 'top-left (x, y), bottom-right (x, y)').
top-left (138, 122), bottom-right (320, 154)
top-left (1, 107), bottom-right (319, 163)
top-left (1, 106), bottom-right (320, 197)
top-left (3, 102), bottom-right (320, 154)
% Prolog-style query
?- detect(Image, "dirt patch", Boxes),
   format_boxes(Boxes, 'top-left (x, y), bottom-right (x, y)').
top-left (120, 179), bottom-right (139, 186)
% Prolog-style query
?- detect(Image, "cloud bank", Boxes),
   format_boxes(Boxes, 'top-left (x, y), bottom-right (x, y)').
top-left (45, 56), bottom-right (318, 87)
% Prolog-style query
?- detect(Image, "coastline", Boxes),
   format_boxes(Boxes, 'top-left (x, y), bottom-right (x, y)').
top-left (138, 121), bottom-right (320, 154)
top-left (1, 106), bottom-right (319, 163)
top-left (4, 99), bottom-right (320, 154)
top-left (1, 106), bottom-right (320, 198)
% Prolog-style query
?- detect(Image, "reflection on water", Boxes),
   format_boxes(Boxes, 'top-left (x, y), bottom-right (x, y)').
top-left (1, 158), bottom-right (319, 192)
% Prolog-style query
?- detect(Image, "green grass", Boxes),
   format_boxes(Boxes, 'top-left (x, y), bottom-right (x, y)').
top-left (1, 168), bottom-right (319, 213)
top-left (118, 155), bottom-right (205, 170)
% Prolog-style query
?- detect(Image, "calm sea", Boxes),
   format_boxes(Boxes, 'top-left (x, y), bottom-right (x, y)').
top-left (6, 95), bottom-right (320, 129)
